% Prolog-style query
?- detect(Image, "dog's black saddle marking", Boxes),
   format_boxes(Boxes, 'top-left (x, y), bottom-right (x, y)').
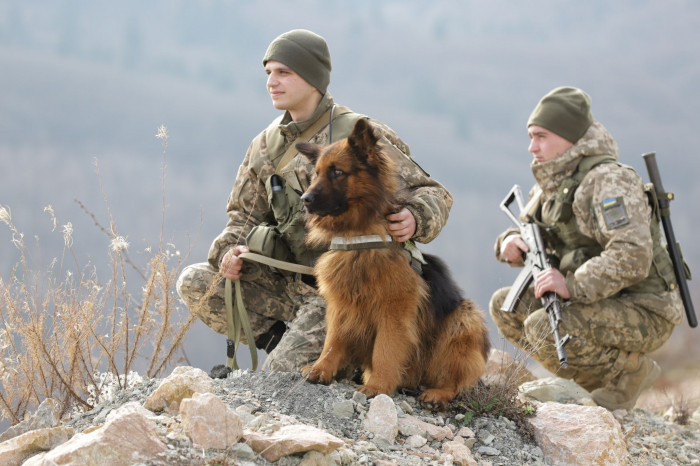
top-left (420, 253), bottom-right (464, 322)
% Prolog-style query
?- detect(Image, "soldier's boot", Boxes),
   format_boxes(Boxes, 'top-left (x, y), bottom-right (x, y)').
top-left (591, 353), bottom-right (660, 411)
top-left (575, 375), bottom-right (605, 393)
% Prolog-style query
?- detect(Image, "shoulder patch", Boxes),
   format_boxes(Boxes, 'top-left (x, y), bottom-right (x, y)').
top-left (601, 197), bottom-right (630, 229)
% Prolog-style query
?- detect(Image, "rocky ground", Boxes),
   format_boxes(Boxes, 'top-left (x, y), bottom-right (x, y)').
top-left (2, 359), bottom-right (700, 466)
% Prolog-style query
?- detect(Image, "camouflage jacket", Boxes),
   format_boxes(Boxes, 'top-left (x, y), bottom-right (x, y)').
top-left (495, 121), bottom-right (683, 324)
top-left (208, 92), bottom-right (453, 269)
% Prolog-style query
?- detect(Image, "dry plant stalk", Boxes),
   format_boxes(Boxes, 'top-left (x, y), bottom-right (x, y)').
top-left (0, 125), bottom-right (199, 424)
top-left (448, 306), bottom-right (552, 442)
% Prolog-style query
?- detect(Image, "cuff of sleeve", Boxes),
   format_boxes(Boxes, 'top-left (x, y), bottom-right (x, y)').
top-left (495, 230), bottom-right (520, 264)
top-left (404, 204), bottom-right (427, 242)
top-left (216, 245), bottom-right (236, 270)
top-left (565, 271), bottom-right (584, 303)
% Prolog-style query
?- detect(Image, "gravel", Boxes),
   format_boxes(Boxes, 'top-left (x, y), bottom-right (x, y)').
top-left (59, 369), bottom-right (700, 466)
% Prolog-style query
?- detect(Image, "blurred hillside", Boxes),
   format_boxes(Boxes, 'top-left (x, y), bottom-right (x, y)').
top-left (1, 0), bottom-right (699, 381)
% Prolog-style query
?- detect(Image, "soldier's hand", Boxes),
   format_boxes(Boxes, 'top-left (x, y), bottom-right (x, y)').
top-left (220, 245), bottom-right (249, 280)
top-left (501, 235), bottom-right (529, 263)
top-left (386, 207), bottom-right (416, 242)
top-left (534, 268), bottom-right (570, 299)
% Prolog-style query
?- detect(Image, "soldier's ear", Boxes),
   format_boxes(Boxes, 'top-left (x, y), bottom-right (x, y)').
top-left (296, 142), bottom-right (321, 165)
top-left (347, 119), bottom-right (379, 163)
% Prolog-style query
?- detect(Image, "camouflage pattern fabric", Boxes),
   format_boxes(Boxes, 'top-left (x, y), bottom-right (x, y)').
top-left (177, 262), bottom-right (327, 371)
top-left (265, 296), bottom-right (327, 372)
top-left (207, 91), bottom-right (453, 270)
top-left (491, 120), bottom-right (683, 385)
top-left (494, 121), bottom-right (683, 324)
top-left (489, 286), bottom-right (677, 387)
top-left (184, 92), bottom-right (452, 373)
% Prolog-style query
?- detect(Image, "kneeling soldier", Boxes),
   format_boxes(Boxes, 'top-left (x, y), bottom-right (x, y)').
top-left (490, 87), bottom-right (683, 410)
top-left (177, 30), bottom-right (452, 373)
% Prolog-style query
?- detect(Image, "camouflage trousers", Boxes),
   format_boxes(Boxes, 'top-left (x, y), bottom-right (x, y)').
top-left (489, 287), bottom-right (675, 390)
top-left (176, 262), bottom-right (326, 372)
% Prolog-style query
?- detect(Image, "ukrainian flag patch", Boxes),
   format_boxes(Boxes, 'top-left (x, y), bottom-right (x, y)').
top-left (601, 197), bottom-right (629, 229)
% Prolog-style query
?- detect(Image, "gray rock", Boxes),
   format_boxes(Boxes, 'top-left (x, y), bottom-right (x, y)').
top-left (398, 400), bottom-right (413, 415)
top-left (352, 391), bottom-right (367, 405)
top-left (332, 400), bottom-right (355, 419)
top-left (0, 398), bottom-right (60, 443)
top-left (519, 377), bottom-right (591, 404)
top-left (477, 446), bottom-right (501, 456)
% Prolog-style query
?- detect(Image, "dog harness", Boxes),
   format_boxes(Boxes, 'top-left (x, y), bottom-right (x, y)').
top-left (330, 235), bottom-right (425, 275)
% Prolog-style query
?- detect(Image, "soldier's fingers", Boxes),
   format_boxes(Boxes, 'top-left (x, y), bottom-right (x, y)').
top-left (233, 245), bottom-right (249, 256)
top-left (515, 237), bottom-right (530, 252)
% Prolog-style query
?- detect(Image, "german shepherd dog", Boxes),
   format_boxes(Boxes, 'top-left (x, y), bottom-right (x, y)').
top-left (297, 119), bottom-right (490, 409)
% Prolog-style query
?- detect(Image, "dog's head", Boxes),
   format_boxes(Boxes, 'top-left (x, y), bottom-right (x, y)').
top-left (297, 118), bottom-right (397, 233)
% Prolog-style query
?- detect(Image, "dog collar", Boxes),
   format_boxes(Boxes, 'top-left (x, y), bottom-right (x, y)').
top-left (329, 235), bottom-right (394, 251)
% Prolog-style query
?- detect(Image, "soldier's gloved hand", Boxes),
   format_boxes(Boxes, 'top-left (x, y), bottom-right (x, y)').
top-left (220, 245), bottom-right (249, 280)
top-left (501, 234), bottom-right (529, 263)
top-left (386, 206), bottom-right (416, 242)
top-left (534, 268), bottom-right (570, 299)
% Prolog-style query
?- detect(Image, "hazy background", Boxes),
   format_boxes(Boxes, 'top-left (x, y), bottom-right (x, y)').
top-left (1, 0), bottom-right (699, 387)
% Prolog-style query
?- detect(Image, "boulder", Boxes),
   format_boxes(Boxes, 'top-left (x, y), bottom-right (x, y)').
top-left (442, 440), bottom-right (477, 466)
top-left (404, 435), bottom-right (427, 448)
top-left (105, 401), bottom-right (160, 423)
top-left (529, 402), bottom-right (628, 466)
top-left (0, 399), bottom-right (60, 443)
top-left (0, 426), bottom-right (74, 466)
top-left (481, 348), bottom-right (537, 387)
top-left (180, 392), bottom-right (243, 449)
top-left (245, 424), bottom-right (343, 462)
top-left (25, 405), bottom-right (167, 466)
top-left (692, 405), bottom-right (700, 424)
top-left (457, 426), bottom-right (475, 438)
top-left (143, 365), bottom-right (215, 414)
top-left (332, 400), bottom-right (355, 419)
top-left (398, 414), bottom-right (450, 442)
top-left (363, 394), bottom-right (398, 446)
top-left (519, 377), bottom-right (592, 404)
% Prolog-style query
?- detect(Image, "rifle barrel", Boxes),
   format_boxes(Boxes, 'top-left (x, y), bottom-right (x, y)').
top-left (642, 153), bottom-right (697, 328)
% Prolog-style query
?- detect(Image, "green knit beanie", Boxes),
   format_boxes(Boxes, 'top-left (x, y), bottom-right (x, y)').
top-left (262, 29), bottom-right (332, 95)
top-left (527, 87), bottom-right (594, 143)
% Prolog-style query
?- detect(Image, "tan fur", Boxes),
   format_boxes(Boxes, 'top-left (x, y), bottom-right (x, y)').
top-left (299, 119), bottom-right (488, 408)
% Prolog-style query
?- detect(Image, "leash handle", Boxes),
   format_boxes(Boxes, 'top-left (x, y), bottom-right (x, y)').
top-left (225, 278), bottom-right (258, 371)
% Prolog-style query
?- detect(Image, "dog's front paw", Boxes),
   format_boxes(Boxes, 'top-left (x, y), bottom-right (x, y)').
top-left (418, 389), bottom-right (454, 411)
top-left (301, 365), bottom-right (334, 385)
top-left (357, 384), bottom-right (389, 399)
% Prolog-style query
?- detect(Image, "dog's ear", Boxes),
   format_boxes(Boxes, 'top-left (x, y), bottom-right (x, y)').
top-left (296, 142), bottom-right (321, 165)
top-left (347, 119), bottom-right (379, 161)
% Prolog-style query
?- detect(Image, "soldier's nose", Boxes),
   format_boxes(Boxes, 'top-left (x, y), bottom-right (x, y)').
top-left (301, 192), bottom-right (314, 204)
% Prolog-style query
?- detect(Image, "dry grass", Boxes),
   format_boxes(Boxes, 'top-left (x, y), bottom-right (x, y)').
top-left (0, 126), bottom-right (198, 424)
top-left (447, 315), bottom-right (556, 442)
top-left (447, 344), bottom-right (540, 442)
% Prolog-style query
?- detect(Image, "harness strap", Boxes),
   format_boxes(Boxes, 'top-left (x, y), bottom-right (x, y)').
top-left (224, 252), bottom-right (315, 372)
top-left (275, 105), bottom-right (352, 173)
top-left (328, 235), bottom-right (424, 275)
top-left (329, 235), bottom-right (393, 251)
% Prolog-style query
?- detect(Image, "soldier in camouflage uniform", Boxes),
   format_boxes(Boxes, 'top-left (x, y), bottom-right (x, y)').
top-left (177, 30), bottom-right (452, 373)
top-left (489, 87), bottom-right (683, 410)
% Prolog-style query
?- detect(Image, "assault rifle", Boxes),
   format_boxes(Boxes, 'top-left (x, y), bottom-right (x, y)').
top-left (499, 185), bottom-right (571, 368)
top-left (642, 152), bottom-right (697, 328)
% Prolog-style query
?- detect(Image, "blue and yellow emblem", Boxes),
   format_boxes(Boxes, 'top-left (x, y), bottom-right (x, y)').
top-left (601, 197), bottom-right (629, 229)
